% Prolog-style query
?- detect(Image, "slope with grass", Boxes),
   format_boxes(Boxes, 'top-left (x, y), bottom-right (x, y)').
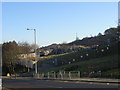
top-left (37, 42), bottom-right (119, 78)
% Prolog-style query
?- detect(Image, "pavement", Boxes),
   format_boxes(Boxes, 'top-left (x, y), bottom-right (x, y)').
top-left (6, 76), bottom-right (120, 84)
top-left (64, 78), bottom-right (120, 84)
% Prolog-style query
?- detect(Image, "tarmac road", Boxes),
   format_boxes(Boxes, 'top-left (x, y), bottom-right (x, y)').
top-left (2, 78), bottom-right (119, 89)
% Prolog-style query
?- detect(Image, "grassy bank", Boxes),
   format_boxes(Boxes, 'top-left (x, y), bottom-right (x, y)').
top-left (43, 54), bottom-right (119, 78)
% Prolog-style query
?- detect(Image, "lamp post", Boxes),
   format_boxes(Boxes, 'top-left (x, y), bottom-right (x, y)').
top-left (27, 28), bottom-right (37, 74)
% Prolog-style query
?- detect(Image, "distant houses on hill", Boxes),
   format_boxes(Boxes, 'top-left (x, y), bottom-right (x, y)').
top-left (17, 26), bottom-right (120, 68)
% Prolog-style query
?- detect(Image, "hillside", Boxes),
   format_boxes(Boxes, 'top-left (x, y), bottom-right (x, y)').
top-left (45, 54), bottom-right (119, 78)
top-left (38, 26), bottom-right (119, 56)
top-left (30, 26), bottom-right (120, 78)
top-left (69, 27), bottom-right (119, 46)
top-left (37, 41), bottom-right (119, 78)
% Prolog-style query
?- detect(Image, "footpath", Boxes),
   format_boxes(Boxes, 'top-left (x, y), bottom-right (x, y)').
top-left (59, 78), bottom-right (120, 84)
top-left (5, 76), bottom-right (120, 84)
top-left (36, 77), bottom-right (120, 84)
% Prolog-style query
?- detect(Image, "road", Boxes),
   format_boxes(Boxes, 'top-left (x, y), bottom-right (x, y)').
top-left (2, 78), bottom-right (119, 89)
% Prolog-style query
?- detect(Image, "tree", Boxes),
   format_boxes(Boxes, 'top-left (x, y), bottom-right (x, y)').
top-left (18, 41), bottom-right (32, 54)
top-left (30, 43), bottom-right (39, 52)
top-left (2, 41), bottom-right (20, 74)
top-left (97, 33), bottom-right (102, 36)
top-left (104, 28), bottom-right (117, 35)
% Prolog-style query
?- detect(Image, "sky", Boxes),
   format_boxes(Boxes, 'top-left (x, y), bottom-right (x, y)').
top-left (2, 2), bottom-right (118, 47)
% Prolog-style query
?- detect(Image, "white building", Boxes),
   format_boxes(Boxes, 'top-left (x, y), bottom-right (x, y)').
top-left (19, 53), bottom-right (36, 59)
top-left (18, 53), bottom-right (37, 68)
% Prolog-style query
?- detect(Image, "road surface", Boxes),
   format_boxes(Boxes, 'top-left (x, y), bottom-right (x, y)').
top-left (2, 78), bottom-right (119, 89)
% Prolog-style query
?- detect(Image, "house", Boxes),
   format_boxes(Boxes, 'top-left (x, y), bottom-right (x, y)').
top-left (19, 53), bottom-right (36, 59)
top-left (18, 53), bottom-right (37, 68)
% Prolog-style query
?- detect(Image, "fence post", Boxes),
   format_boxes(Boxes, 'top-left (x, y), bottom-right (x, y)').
top-left (62, 72), bottom-right (63, 79)
top-left (48, 72), bottom-right (50, 79)
top-left (64, 71), bottom-right (66, 79)
top-left (78, 71), bottom-right (80, 78)
top-left (61, 72), bottom-right (63, 79)
top-left (42, 73), bottom-right (44, 79)
top-left (37, 73), bottom-right (39, 79)
top-left (60, 71), bottom-right (63, 79)
top-left (33, 73), bottom-right (34, 78)
top-left (69, 72), bottom-right (71, 79)
top-left (54, 72), bottom-right (56, 79)
top-left (39, 73), bottom-right (43, 79)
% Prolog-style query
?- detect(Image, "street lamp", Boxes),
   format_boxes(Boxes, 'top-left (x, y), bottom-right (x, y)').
top-left (27, 28), bottom-right (37, 74)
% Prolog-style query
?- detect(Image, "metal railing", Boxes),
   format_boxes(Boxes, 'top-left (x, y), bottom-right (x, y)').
top-left (34, 71), bottom-right (81, 80)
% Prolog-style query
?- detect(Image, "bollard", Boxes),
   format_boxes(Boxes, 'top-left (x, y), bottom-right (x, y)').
top-left (7, 73), bottom-right (10, 77)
